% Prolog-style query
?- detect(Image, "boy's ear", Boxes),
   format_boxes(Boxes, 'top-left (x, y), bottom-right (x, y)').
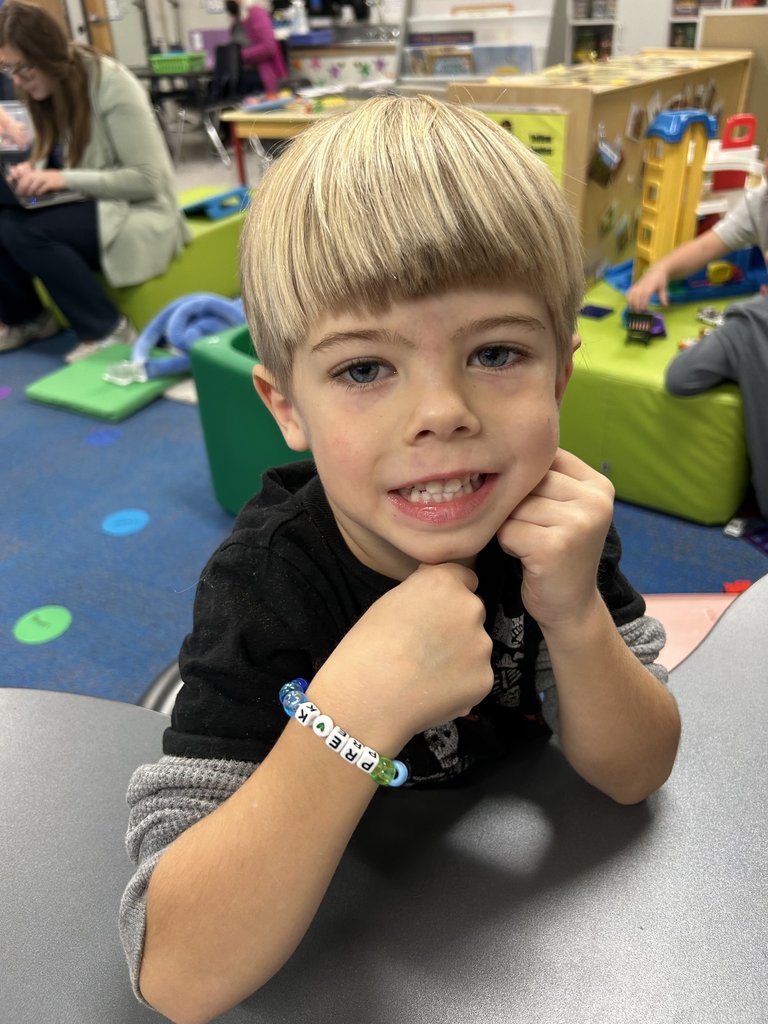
top-left (555, 333), bottom-right (579, 406)
top-left (252, 365), bottom-right (310, 452)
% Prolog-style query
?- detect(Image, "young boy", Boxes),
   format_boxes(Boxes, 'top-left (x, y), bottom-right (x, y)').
top-left (120, 95), bottom-right (680, 1024)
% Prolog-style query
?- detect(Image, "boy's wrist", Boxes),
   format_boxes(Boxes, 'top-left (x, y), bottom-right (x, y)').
top-left (537, 590), bottom-right (607, 654)
top-left (304, 672), bottom-right (413, 759)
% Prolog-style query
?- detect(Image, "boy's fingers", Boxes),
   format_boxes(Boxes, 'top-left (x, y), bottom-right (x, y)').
top-left (415, 561), bottom-right (479, 592)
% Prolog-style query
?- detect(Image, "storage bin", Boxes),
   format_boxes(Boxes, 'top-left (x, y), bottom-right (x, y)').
top-left (149, 52), bottom-right (206, 74)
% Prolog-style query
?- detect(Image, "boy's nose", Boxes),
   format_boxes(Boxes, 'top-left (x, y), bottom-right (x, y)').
top-left (405, 380), bottom-right (481, 442)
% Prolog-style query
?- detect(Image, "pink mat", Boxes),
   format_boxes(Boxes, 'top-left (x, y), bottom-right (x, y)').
top-left (643, 593), bottom-right (738, 669)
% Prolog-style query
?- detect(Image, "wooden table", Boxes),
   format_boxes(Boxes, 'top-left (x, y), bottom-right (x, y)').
top-left (222, 102), bottom-right (357, 184)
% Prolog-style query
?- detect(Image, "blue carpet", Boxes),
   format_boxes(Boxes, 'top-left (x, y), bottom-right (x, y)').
top-left (1, 331), bottom-right (233, 702)
top-left (1, 332), bottom-right (766, 702)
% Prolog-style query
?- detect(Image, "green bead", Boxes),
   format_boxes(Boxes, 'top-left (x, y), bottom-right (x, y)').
top-left (370, 756), bottom-right (395, 785)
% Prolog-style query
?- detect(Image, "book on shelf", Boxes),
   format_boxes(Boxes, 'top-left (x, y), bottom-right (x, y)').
top-left (405, 46), bottom-right (475, 75)
top-left (404, 43), bottom-right (534, 77)
top-left (406, 31), bottom-right (475, 45)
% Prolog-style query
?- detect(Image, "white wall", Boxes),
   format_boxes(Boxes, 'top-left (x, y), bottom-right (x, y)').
top-left (615, 0), bottom-right (668, 56)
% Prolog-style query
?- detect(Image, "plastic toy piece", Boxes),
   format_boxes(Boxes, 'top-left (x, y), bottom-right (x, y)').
top-left (180, 186), bottom-right (250, 221)
top-left (711, 113), bottom-right (757, 193)
top-left (633, 110), bottom-right (718, 284)
top-left (722, 579), bottom-right (751, 593)
top-left (103, 360), bottom-right (148, 386)
top-left (706, 261), bottom-right (742, 285)
top-left (621, 307), bottom-right (666, 344)
top-left (697, 307), bottom-right (725, 328)
top-left (625, 311), bottom-right (654, 346)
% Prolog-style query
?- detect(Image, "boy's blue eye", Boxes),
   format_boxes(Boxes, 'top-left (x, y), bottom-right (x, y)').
top-left (335, 360), bottom-right (388, 385)
top-left (471, 346), bottom-right (518, 369)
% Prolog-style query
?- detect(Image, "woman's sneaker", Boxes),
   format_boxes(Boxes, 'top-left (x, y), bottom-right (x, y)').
top-left (65, 316), bottom-right (138, 364)
top-left (0, 310), bottom-right (60, 352)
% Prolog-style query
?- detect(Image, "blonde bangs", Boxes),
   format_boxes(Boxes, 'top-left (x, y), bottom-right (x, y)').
top-left (241, 95), bottom-right (583, 390)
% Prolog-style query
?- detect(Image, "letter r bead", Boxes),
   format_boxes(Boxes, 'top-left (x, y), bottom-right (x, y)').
top-left (340, 737), bottom-right (363, 764)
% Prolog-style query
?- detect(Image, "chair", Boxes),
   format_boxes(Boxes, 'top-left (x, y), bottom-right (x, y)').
top-left (276, 75), bottom-right (313, 92)
top-left (138, 659), bottom-right (184, 714)
top-left (175, 42), bottom-right (244, 166)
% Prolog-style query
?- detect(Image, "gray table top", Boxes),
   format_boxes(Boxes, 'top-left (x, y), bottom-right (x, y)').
top-left (3, 573), bottom-right (767, 1023)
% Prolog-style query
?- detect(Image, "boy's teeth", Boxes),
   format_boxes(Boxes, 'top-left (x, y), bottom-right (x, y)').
top-left (400, 474), bottom-right (483, 503)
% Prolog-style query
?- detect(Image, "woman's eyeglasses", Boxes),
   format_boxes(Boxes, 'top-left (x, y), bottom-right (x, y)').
top-left (0, 62), bottom-right (36, 81)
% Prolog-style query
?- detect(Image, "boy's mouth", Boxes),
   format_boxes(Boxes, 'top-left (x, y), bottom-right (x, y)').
top-left (397, 473), bottom-right (484, 504)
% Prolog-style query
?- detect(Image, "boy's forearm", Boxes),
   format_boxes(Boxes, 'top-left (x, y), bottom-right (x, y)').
top-left (541, 596), bottom-right (681, 805)
top-left (139, 720), bottom-right (384, 1024)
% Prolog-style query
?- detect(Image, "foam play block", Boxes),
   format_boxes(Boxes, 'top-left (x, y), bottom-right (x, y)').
top-left (25, 342), bottom-right (185, 422)
top-left (190, 325), bottom-right (307, 514)
top-left (38, 186), bottom-right (246, 333)
top-left (560, 281), bottom-right (749, 525)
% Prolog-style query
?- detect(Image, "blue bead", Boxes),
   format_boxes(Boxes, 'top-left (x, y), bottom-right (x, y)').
top-left (280, 690), bottom-right (307, 717)
top-left (388, 760), bottom-right (409, 787)
top-left (279, 678), bottom-right (310, 717)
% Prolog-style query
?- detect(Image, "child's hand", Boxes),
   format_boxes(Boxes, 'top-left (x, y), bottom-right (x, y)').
top-left (0, 117), bottom-right (28, 149)
top-left (496, 449), bottom-right (614, 632)
top-left (626, 267), bottom-right (667, 310)
top-left (312, 562), bottom-right (494, 750)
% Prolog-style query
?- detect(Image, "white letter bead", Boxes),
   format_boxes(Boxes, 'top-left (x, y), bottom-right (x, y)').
top-left (356, 746), bottom-right (379, 774)
top-left (294, 701), bottom-right (320, 727)
top-left (340, 737), bottom-right (363, 764)
top-left (325, 726), bottom-right (348, 751)
top-left (311, 714), bottom-right (334, 737)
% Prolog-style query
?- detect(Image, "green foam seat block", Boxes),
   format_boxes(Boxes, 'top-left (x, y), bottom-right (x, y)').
top-left (190, 325), bottom-right (307, 514)
top-left (560, 281), bottom-right (749, 525)
top-left (25, 343), bottom-right (185, 422)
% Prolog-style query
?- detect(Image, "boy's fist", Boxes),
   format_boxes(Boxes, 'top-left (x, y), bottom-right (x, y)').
top-left (313, 562), bottom-right (494, 752)
top-left (497, 449), bottom-right (614, 632)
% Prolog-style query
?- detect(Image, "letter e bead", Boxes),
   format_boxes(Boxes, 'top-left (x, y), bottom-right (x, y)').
top-left (325, 725), bottom-right (348, 751)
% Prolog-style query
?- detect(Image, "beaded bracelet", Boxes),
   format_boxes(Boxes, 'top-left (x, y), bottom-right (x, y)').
top-left (278, 678), bottom-right (408, 788)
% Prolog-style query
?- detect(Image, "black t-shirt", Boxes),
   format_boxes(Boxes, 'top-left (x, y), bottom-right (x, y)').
top-left (166, 461), bottom-right (644, 783)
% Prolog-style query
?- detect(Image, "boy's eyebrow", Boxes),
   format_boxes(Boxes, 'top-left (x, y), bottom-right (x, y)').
top-left (311, 329), bottom-right (416, 353)
top-left (311, 315), bottom-right (547, 354)
top-left (451, 315), bottom-right (547, 341)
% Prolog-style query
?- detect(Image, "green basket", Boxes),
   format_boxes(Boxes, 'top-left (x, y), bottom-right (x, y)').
top-left (149, 51), bottom-right (206, 74)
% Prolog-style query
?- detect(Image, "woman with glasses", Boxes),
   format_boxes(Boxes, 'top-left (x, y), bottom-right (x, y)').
top-left (0, 2), bottom-right (189, 353)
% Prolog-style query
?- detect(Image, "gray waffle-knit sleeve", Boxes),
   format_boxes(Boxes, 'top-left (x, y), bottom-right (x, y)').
top-left (119, 755), bottom-right (257, 1003)
top-left (536, 614), bottom-right (668, 734)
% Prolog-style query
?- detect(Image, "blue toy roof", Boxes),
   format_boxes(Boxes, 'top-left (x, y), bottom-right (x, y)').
top-left (646, 109), bottom-right (718, 143)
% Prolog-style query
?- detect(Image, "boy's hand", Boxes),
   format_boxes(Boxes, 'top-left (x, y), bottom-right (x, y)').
top-left (312, 562), bottom-right (494, 750)
top-left (496, 449), bottom-right (614, 632)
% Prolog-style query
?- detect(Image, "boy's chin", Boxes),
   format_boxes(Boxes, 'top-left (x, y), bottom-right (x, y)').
top-left (403, 534), bottom-right (495, 570)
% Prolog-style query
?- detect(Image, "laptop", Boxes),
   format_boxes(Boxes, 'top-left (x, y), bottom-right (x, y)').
top-left (13, 187), bottom-right (88, 209)
top-left (1, 158), bottom-right (87, 209)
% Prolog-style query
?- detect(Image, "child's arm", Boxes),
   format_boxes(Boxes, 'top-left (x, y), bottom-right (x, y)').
top-left (497, 449), bottom-right (681, 805)
top-left (626, 229), bottom-right (729, 310)
top-left (137, 562), bottom-right (494, 1024)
